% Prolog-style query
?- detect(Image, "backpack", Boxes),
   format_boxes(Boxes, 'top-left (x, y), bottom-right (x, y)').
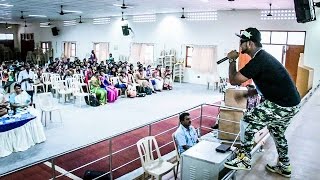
top-left (84, 95), bottom-right (100, 107)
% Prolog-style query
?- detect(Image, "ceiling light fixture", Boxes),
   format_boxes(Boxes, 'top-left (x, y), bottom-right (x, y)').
top-left (121, 12), bottom-right (124, 21)
top-left (28, 14), bottom-right (47, 18)
top-left (181, 7), bottom-right (186, 19)
top-left (64, 10), bottom-right (82, 13)
top-left (0, 3), bottom-right (13, 7)
top-left (267, 3), bottom-right (273, 16)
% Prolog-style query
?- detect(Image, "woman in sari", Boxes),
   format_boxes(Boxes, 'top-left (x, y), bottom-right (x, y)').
top-left (163, 66), bottom-right (173, 90)
top-left (90, 72), bottom-right (107, 105)
top-left (99, 71), bottom-right (118, 102)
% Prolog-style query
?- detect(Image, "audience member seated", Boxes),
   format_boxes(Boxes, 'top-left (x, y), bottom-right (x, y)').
top-left (128, 64), bottom-right (135, 75)
top-left (9, 84), bottom-right (32, 114)
top-left (100, 71), bottom-right (118, 102)
top-left (163, 66), bottom-right (173, 90)
top-left (135, 68), bottom-right (155, 93)
top-left (90, 72), bottom-right (107, 105)
top-left (117, 71), bottom-right (129, 95)
top-left (174, 112), bottom-right (199, 154)
top-left (17, 63), bottom-right (35, 105)
top-left (152, 65), bottom-right (164, 91)
top-left (84, 66), bottom-right (93, 84)
top-left (0, 87), bottom-right (8, 117)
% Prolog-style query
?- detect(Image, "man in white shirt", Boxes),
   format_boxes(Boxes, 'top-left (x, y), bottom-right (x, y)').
top-left (18, 63), bottom-right (35, 105)
top-left (174, 112), bottom-right (199, 154)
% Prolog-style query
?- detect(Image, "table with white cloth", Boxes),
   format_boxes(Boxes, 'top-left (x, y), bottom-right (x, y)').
top-left (0, 108), bottom-right (46, 158)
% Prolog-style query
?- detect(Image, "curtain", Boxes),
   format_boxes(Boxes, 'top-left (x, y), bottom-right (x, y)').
top-left (130, 43), bottom-right (154, 65)
top-left (96, 42), bottom-right (109, 62)
top-left (192, 46), bottom-right (218, 74)
top-left (64, 42), bottom-right (72, 58)
top-left (129, 43), bottom-right (142, 64)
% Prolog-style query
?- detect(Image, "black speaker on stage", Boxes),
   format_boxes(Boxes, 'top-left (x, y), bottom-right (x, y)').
top-left (121, 25), bottom-right (130, 36)
top-left (51, 27), bottom-right (59, 36)
top-left (294, 0), bottom-right (316, 23)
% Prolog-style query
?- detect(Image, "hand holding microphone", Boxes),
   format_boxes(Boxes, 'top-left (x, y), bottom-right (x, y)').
top-left (217, 50), bottom-right (239, 64)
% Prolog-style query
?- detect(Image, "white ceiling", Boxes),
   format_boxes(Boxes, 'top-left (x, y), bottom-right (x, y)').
top-left (0, 0), bottom-right (295, 24)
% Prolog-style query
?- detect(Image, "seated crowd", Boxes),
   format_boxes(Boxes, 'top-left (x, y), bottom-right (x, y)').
top-left (0, 52), bottom-right (174, 107)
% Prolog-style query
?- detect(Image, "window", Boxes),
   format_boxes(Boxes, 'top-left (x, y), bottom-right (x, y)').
top-left (41, 42), bottom-right (51, 54)
top-left (93, 42), bottom-right (109, 62)
top-left (287, 32), bottom-right (305, 45)
top-left (255, 30), bottom-right (306, 46)
top-left (0, 33), bottom-right (14, 40)
top-left (130, 43), bottom-right (154, 65)
top-left (71, 43), bottom-right (76, 57)
top-left (144, 45), bottom-right (154, 64)
top-left (94, 43), bottom-right (100, 59)
top-left (185, 46), bottom-right (193, 67)
top-left (271, 31), bottom-right (288, 44)
top-left (260, 31), bottom-right (271, 44)
top-left (64, 42), bottom-right (76, 58)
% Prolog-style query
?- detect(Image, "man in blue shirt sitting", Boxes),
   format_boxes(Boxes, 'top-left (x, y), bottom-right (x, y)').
top-left (174, 112), bottom-right (199, 154)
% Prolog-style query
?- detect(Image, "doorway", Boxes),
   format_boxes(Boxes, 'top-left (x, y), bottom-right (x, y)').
top-left (21, 33), bottom-right (35, 61)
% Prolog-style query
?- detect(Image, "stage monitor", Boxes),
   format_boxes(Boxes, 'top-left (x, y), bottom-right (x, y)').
top-left (122, 25), bottom-right (130, 36)
top-left (51, 27), bottom-right (59, 36)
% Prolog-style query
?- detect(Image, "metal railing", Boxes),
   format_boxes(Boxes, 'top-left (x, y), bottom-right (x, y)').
top-left (2, 103), bottom-right (251, 180)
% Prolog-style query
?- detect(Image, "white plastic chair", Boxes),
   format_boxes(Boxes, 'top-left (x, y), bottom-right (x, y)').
top-left (38, 93), bottom-right (62, 127)
top-left (56, 80), bottom-right (73, 103)
top-left (73, 74), bottom-right (87, 88)
top-left (71, 82), bottom-right (90, 107)
top-left (137, 136), bottom-right (176, 180)
top-left (33, 74), bottom-right (45, 95)
top-left (41, 73), bottom-right (52, 92)
top-left (172, 133), bottom-right (180, 179)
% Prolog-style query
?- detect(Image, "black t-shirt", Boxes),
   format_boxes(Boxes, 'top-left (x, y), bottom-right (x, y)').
top-left (239, 50), bottom-right (301, 107)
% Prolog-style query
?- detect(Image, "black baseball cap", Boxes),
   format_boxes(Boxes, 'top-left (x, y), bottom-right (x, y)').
top-left (236, 27), bottom-right (262, 45)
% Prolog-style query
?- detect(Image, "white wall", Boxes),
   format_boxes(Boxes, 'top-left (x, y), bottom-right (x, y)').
top-left (22, 10), bottom-right (319, 86)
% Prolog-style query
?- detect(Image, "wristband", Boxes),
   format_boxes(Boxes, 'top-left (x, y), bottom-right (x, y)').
top-left (229, 58), bottom-right (236, 63)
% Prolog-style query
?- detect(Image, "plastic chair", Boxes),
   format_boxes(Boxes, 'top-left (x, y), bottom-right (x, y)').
top-left (137, 136), bottom-right (176, 180)
top-left (41, 73), bottom-right (52, 92)
top-left (172, 133), bottom-right (180, 179)
top-left (38, 93), bottom-right (62, 127)
top-left (33, 74), bottom-right (45, 95)
top-left (71, 82), bottom-right (90, 107)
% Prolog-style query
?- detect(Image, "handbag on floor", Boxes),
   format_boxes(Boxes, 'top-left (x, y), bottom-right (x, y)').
top-left (84, 95), bottom-right (100, 107)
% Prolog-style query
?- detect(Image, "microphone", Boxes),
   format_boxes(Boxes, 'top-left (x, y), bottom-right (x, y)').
top-left (216, 57), bottom-right (229, 64)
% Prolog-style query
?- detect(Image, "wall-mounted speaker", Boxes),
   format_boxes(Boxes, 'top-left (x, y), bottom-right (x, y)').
top-left (294, 0), bottom-right (316, 23)
top-left (122, 25), bottom-right (130, 36)
top-left (51, 27), bottom-right (59, 36)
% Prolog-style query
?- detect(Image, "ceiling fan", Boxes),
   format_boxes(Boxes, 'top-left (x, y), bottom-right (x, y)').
top-left (59, 5), bottom-right (82, 15)
top-left (267, 3), bottom-right (273, 16)
top-left (181, 7), bottom-right (186, 19)
top-left (20, 11), bottom-right (25, 19)
top-left (121, 12), bottom-right (128, 21)
top-left (5, 22), bottom-right (12, 29)
top-left (79, 16), bottom-right (83, 23)
top-left (113, 0), bottom-right (133, 9)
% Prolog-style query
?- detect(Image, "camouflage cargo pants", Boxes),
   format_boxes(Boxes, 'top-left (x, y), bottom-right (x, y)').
top-left (240, 100), bottom-right (300, 163)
